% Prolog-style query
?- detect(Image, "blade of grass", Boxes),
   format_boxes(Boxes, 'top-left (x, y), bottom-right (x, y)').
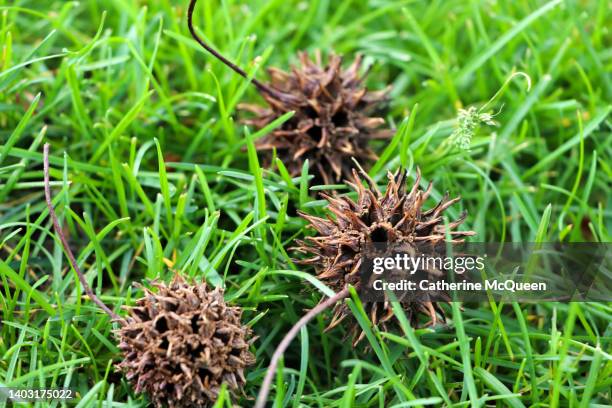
top-left (0, 93), bottom-right (40, 166)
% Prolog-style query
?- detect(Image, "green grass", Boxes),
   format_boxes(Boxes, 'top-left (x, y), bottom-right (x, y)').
top-left (1, 0), bottom-right (611, 407)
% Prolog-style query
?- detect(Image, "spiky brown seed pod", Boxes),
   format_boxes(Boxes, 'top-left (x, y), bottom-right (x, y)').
top-left (116, 276), bottom-right (255, 408)
top-left (186, 1), bottom-right (390, 184)
top-left (294, 166), bottom-right (475, 344)
top-left (240, 51), bottom-right (391, 185)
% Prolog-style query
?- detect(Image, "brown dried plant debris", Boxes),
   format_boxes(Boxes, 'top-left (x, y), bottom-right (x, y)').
top-left (241, 51), bottom-right (391, 185)
top-left (294, 166), bottom-right (475, 345)
top-left (187, 1), bottom-right (391, 184)
top-left (116, 275), bottom-right (255, 408)
top-left (44, 143), bottom-right (255, 407)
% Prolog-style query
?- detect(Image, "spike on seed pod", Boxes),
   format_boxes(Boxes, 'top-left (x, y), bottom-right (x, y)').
top-left (43, 144), bottom-right (255, 408)
top-left (116, 276), bottom-right (255, 408)
top-left (187, 0), bottom-right (392, 184)
top-left (294, 165), bottom-right (476, 345)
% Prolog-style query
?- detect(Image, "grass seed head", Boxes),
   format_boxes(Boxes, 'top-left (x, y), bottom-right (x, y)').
top-left (450, 106), bottom-right (499, 150)
top-left (295, 166), bottom-right (475, 344)
top-left (116, 275), bottom-right (255, 408)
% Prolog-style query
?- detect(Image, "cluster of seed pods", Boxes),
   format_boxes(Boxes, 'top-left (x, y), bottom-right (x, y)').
top-left (43, 1), bottom-right (474, 406)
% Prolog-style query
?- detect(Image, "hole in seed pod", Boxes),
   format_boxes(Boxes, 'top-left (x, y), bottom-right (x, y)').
top-left (143, 361), bottom-right (154, 371)
top-left (159, 337), bottom-right (169, 350)
top-left (304, 105), bottom-right (318, 118)
top-left (189, 344), bottom-right (204, 357)
top-left (133, 308), bottom-right (148, 320)
top-left (332, 111), bottom-right (349, 127)
top-left (198, 368), bottom-right (211, 381)
top-left (340, 244), bottom-right (356, 256)
top-left (356, 100), bottom-right (367, 110)
top-left (191, 315), bottom-right (199, 333)
top-left (307, 126), bottom-right (323, 143)
top-left (154, 316), bottom-right (169, 333)
top-left (230, 346), bottom-right (244, 356)
top-left (370, 226), bottom-right (389, 243)
top-left (216, 330), bottom-right (231, 343)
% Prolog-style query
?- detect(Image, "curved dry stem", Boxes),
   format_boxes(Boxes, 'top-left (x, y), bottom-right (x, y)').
top-left (254, 287), bottom-right (350, 408)
top-left (43, 143), bottom-right (124, 324)
top-left (187, 0), bottom-right (281, 99)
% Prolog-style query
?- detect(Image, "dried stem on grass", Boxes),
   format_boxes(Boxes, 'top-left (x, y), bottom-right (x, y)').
top-left (254, 287), bottom-right (350, 408)
top-left (43, 143), bottom-right (124, 323)
top-left (187, 0), bottom-right (284, 100)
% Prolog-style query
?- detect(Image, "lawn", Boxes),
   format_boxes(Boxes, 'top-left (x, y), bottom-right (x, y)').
top-left (0, 0), bottom-right (610, 407)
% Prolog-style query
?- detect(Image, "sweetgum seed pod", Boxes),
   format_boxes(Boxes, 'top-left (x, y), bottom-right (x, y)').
top-left (295, 164), bottom-right (475, 344)
top-left (116, 276), bottom-right (255, 408)
top-left (43, 144), bottom-right (255, 408)
top-left (187, 0), bottom-right (392, 184)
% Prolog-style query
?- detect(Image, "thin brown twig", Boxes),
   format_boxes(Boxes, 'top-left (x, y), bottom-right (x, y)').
top-left (254, 287), bottom-right (350, 408)
top-left (43, 143), bottom-right (124, 323)
top-left (187, 0), bottom-right (280, 99)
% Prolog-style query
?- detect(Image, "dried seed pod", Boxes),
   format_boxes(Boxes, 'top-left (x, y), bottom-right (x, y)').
top-left (294, 166), bottom-right (475, 344)
top-left (187, 0), bottom-right (391, 184)
top-left (241, 51), bottom-right (390, 184)
top-left (116, 275), bottom-right (255, 408)
top-left (44, 144), bottom-right (255, 408)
